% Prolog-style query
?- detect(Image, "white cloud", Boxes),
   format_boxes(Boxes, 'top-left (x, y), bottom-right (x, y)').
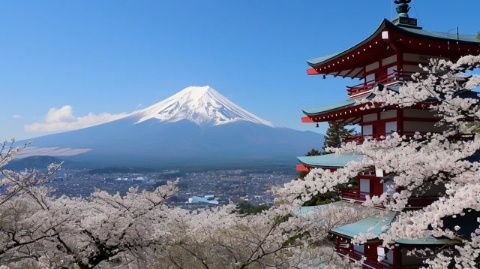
top-left (25, 105), bottom-right (129, 133)
top-left (16, 146), bottom-right (91, 158)
top-left (12, 114), bottom-right (23, 119)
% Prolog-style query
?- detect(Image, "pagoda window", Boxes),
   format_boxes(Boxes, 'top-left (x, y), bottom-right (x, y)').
top-left (353, 244), bottom-right (365, 254)
top-left (362, 113), bottom-right (378, 122)
top-left (385, 121), bottom-right (397, 134)
top-left (403, 109), bottom-right (436, 118)
top-left (384, 249), bottom-right (394, 265)
top-left (383, 179), bottom-right (396, 197)
top-left (403, 64), bottom-right (422, 73)
top-left (362, 124), bottom-right (373, 138)
top-left (380, 110), bottom-right (397, 119)
top-left (403, 53), bottom-right (440, 64)
top-left (387, 66), bottom-right (397, 78)
top-left (365, 61), bottom-right (379, 73)
top-left (404, 121), bottom-right (442, 133)
top-left (359, 178), bottom-right (370, 193)
top-left (365, 72), bottom-right (375, 83)
top-left (382, 55), bottom-right (397, 66)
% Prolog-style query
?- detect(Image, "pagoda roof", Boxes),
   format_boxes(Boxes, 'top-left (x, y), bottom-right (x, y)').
top-left (307, 19), bottom-right (480, 78)
top-left (303, 99), bottom-right (356, 117)
top-left (400, 26), bottom-right (480, 44)
top-left (297, 153), bottom-right (361, 168)
top-left (331, 212), bottom-right (397, 238)
top-left (301, 84), bottom-right (403, 123)
top-left (331, 212), bottom-right (458, 245)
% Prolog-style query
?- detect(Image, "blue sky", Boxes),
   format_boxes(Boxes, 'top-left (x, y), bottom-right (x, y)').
top-left (1, 0), bottom-right (479, 140)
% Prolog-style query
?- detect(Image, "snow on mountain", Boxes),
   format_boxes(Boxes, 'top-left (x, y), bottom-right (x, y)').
top-left (134, 86), bottom-right (273, 127)
top-left (23, 85), bottom-right (324, 167)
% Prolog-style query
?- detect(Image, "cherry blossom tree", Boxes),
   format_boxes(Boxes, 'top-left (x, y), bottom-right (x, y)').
top-left (1, 55), bottom-right (478, 269)
top-left (276, 54), bottom-right (480, 268)
top-left (0, 141), bottom-right (363, 269)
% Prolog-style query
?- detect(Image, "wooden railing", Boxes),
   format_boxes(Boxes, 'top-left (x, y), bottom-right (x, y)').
top-left (347, 71), bottom-right (414, 97)
top-left (337, 249), bottom-right (421, 269)
top-left (341, 189), bottom-right (369, 201)
top-left (341, 188), bottom-right (440, 209)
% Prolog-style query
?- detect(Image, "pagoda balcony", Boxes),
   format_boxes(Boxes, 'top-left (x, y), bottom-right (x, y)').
top-left (336, 247), bottom-right (363, 261)
top-left (341, 189), bottom-right (369, 202)
top-left (342, 188), bottom-right (440, 209)
top-left (347, 71), bottom-right (413, 97)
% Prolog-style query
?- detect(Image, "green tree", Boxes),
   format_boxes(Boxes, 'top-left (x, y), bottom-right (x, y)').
top-left (323, 121), bottom-right (356, 149)
top-left (305, 148), bottom-right (322, 156)
top-left (298, 123), bottom-right (356, 206)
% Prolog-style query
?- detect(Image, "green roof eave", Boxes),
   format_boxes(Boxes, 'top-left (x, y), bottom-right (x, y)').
top-left (302, 84), bottom-right (402, 117)
top-left (332, 211), bottom-right (461, 246)
top-left (302, 100), bottom-right (356, 117)
top-left (307, 52), bottom-right (342, 66)
top-left (297, 153), bottom-right (362, 168)
top-left (306, 19), bottom-right (389, 67)
top-left (396, 237), bottom-right (459, 245)
top-left (306, 19), bottom-right (480, 68)
top-left (398, 23), bottom-right (480, 44)
top-left (331, 212), bottom-right (397, 238)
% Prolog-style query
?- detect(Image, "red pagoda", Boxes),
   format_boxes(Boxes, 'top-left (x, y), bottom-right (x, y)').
top-left (297, 1), bottom-right (480, 268)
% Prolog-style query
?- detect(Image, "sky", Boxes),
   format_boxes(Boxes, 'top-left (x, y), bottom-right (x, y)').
top-left (1, 0), bottom-right (479, 140)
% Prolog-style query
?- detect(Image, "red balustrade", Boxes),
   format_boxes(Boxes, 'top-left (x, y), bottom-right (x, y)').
top-left (341, 189), bottom-right (369, 201)
top-left (347, 71), bottom-right (414, 97)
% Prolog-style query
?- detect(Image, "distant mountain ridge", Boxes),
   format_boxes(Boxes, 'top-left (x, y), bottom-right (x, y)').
top-left (23, 86), bottom-right (323, 168)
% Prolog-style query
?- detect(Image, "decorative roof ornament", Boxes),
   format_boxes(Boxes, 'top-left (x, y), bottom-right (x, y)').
top-left (392, 0), bottom-right (420, 29)
top-left (394, 0), bottom-right (411, 18)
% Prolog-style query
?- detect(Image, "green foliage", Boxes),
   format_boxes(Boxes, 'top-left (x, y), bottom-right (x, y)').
top-left (236, 200), bottom-right (269, 215)
top-left (306, 148), bottom-right (322, 156)
top-left (461, 122), bottom-right (480, 134)
top-left (323, 122), bottom-right (356, 149)
top-left (302, 191), bottom-right (340, 206)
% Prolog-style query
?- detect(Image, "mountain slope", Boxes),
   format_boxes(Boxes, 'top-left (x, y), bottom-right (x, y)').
top-left (25, 86), bottom-right (323, 168)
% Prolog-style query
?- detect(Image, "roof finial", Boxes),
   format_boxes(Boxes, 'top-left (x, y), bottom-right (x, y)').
top-left (392, 0), bottom-right (420, 29)
top-left (394, 0), bottom-right (411, 18)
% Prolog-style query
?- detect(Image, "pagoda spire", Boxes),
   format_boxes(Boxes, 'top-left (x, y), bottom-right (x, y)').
top-left (392, 0), bottom-right (420, 29)
top-left (394, 0), bottom-right (411, 18)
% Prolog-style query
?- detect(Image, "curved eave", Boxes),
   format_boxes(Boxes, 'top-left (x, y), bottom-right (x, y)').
top-left (331, 212), bottom-right (397, 239)
top-left (302, 100), bottom-right (356, 117)
top-left (396, 238), bottom-right (459, 246)
top-left (307, 19), bottom-right (480, 73)
top-left (307, 19), bottom-right (389, 68)
top-left (297, 153), bottom-right (362, 169)
top-left (392, 20), bottom-right (480, 46)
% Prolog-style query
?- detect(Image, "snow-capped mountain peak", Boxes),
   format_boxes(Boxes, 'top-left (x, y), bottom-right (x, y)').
top-left (134, 86), bottom-right (274, 127)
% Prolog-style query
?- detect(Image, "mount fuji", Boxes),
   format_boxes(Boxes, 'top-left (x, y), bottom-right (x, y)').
top-left (23, 86), bottom-right (323, 168)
